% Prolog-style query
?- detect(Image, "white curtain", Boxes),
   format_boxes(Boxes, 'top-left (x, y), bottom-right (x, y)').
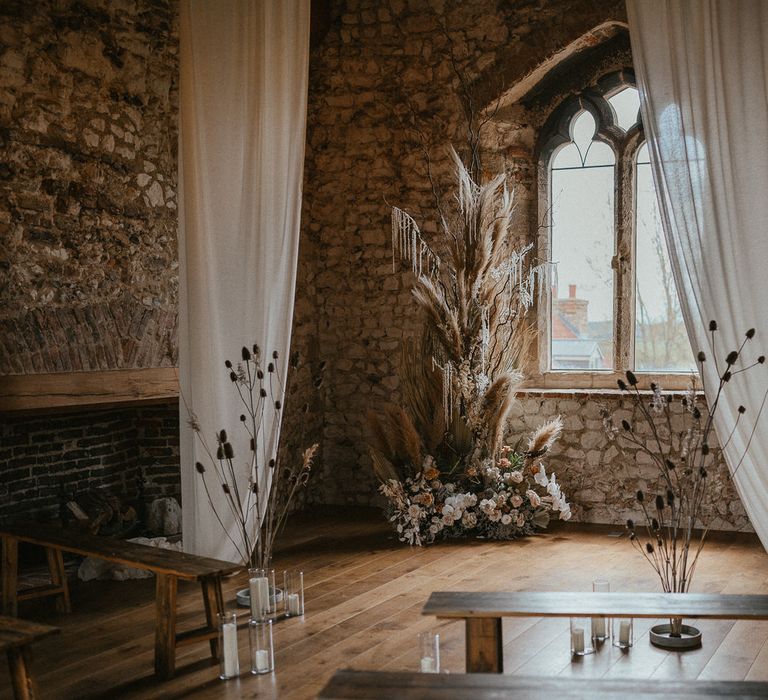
top-left (628, 0), bottom-right (768, 549)
top-left (178, 1), bottom-right (310, 561)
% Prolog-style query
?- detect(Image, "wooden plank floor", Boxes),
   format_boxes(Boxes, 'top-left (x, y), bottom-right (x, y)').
top-left (0, 508), bottom-right (766, 699)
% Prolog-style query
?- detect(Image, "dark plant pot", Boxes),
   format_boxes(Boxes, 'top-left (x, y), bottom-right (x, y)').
top-left (649, 623), bottom-right (702, 650)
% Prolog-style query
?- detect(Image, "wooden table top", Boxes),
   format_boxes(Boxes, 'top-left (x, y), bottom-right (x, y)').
top-left (422, 591), bottom-right (768, 620)
top-left (319, 670), bottom-right (768, 699)
top-left (1, 521), bottom-right (241, 580)
top-left (0, 616), bottom-right (59, 653)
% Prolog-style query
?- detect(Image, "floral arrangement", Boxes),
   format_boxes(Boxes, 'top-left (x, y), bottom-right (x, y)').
top-left (602, 322), bottom-right (764, 635)
top-left (185, 344), bottom-right (318, 568)
top-left (368, 148), bottom-right (569, 544)
top-left (381, 431), bottom-right (570, 546)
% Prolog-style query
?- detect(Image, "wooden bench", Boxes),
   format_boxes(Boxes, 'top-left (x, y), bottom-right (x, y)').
top-left (1, 522), bottom-right (240, 679)
top-left (1, 615), bottom-right (59, 700)
top-left (318, 670), bottom-right (768, 699)
top-left (422, 591), bottom-right (768, 673)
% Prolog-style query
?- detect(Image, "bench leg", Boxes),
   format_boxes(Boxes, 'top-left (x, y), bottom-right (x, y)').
top-left (2, 535), bottom-right (19, 617)
top-left (7, 646), bottom-right (36, 700)
top-left (154, 573), bottom-right (178, 679)
top-left (466, 617), bottom-right (503, 673)
top-left (200, 576), bottom-right (224, 660)
top-left (45, 548), bottom-right (71, 613)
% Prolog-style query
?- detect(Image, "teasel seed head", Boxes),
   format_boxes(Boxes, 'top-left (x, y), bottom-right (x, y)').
top-left (646, 542), bottom-right (654, 554)
top-left (697, 351), bottom-right (706, 363)
top-left (617, 379), bottom-right (627, 391)
top-left (626, 370), bottom-right (638, 386)
top-left (626, 519), bottom-right (634, 530)
top-left (709, 320), bottom-right (718, 331)
top-left (636, 490), bottom-right (644, 503)
top-left (195, 462), bottom-right (205, 474)
top-left (655, 494), bottom-right (665, 511)
top-left (746, 328), bottom-right (756, 339)
top-left (223, 442), bottom-right (234, 459)
top-left (222, 483), bottom-right (231, 494)
top-left (225, 360), bottom-right (232, 368)
top-left (666, 489), bottom-right (675, 506)
top-left (738, 405), bottom-right (746, 414)
top-left (241, 346), bottom-right (251, 361)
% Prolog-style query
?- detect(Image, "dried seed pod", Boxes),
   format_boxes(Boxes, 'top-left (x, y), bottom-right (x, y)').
top-left (709, 320), bottom-right (718, 331)
top-left (626, 370), bottom-right (638, 386)
top-left (223, 442), bottom-right (234, 459)
top-left (636, 490), bottom-right (644, 503)
top-left (195, 462), bottom-right (205, 474)
top-left (655, 494), bottom-right (665, 511)
top-left (242, 346), bottom-right (251, 361)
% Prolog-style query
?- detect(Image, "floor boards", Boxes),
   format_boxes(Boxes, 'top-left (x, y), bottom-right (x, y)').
top-left (0, 509), bottom-right (766, 699)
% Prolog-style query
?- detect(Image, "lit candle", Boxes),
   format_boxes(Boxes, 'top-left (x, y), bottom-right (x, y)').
top-left (420, 657), bottom-right (436, 673)
top-left (571, 627), bottom-right (585, 654)
top-left (250, 576), bottom-right (269, 618)
top-left (222, 621), bottom-right (239, 678)
top-left (254, 649), bottom-right (270, 673)
top-left (619, 621), bottom-right (631, 645)
top-left (287, 593), bottom-right (301, 616)
top-left (591, 616), bottom-right (606, 639)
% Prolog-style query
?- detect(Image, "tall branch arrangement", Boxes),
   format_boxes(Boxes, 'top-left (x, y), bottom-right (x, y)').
top-left (187, 345), bottom-right (317, 568)
top-left (603, 322), bottom-right (765, 604)
top-left (370, 150), bottom-right (570, 545)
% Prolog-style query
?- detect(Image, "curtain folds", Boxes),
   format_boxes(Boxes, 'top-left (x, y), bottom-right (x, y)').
top-left (628, 0), bottom-right (768, 549)
top-left (178, 1), bottom-right (310, 560)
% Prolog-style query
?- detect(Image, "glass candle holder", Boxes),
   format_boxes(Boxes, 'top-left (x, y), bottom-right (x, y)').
top-left (612, 617), bottom-right (634, 648)
top-left (218, 611), bottom-right (240, 679)
top-left (418, 631), bottom-right (440, 673)
top-left (591, 579), bottom-right (610, 643)
top-left (248, 567), bottom-right (276, 621)
top-left (570, 617), bottom-right (595, 656)
top-left (249, 618), bottom-right (275, 674)
top-left (283, 570), bottom-right (304, 617)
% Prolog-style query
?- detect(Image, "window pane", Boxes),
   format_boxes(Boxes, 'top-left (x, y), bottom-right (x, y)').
top-left (550, 121), bottom-right (615, 371)
top-left (634, 147), bottom-right (697, 372)
top-left (608, 87), bottom-right (641, 132)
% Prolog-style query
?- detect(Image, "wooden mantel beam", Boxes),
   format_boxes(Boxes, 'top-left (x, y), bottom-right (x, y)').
top-left (0, 368), bottom-right (180, 412)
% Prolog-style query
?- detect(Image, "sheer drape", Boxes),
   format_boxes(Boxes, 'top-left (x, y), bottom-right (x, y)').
top-left (178, 1), bottom-right (310, 560)
top-left (628, 0), bottom-right (768, 548)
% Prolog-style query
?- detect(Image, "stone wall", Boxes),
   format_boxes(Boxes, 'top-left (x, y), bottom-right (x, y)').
top-left (294, 0), bottom-right (751, 531)
top-left (0, 401), bottom-right (180, 523)
top-left (0, 0), bottom-right (178, 373)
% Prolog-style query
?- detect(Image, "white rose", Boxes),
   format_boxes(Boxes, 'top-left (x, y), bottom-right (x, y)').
top-left (442, 513), bottom-right (454, 526)
top-left (511, 494), bottom-right (523, 508)
top-left (501, 514), bottom-right (512, 525)
top-left (517, 514), bottom-right (526, 527)
top-left (526, 489), bottom-right (541, 507)
top-left (508, 470), bottom-right (523, 483)
top-left (408, 504), bottom-right (421, 519)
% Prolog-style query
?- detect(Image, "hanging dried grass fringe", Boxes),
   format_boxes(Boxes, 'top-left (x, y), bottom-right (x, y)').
top-left (391, 206), bottom-right (440, 277)
top-left (442, 361), bottom-right (453, 428)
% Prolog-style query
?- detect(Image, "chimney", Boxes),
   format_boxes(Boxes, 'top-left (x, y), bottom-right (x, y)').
top-left (569, 284), bottom-right (577, 299)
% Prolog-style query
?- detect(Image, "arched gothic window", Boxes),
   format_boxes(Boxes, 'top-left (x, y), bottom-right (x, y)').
top-left (539, 74), bottom-right (695, 385)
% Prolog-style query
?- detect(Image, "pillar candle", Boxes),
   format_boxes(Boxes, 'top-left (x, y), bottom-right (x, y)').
top-left (420, 657), bottom-right (436, 673)
top-left (250, 576), bottom-right (269, 617)
top-left (254, 649), bottom-right (270, 673)
top-left (287, 593), bottom-right (301, 616)
top-left (571, 627), bottom-right (585, 653)
top-left (591, 616), bottom-right (606, 639)
top-left (619, 621), bottom-right (631, 645)
top-left (222, 621), bottom-right (239, 677)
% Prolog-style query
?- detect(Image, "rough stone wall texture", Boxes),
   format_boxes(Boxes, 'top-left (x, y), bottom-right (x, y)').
top-left (0, 0), bottom-right (179, 374)
top-left (0, 401), bottom-right (180, 522)
top-left (507, 392), bottom-right (748, 532)
top-left (293, 0), bottom-right (751, 532)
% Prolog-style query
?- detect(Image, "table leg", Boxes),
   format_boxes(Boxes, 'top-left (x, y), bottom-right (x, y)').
top-left (46, 548), bottom-right (71, 613)
top-left (200, 576), bottom-right (224, 660)
top-left (7, 646), bottom-right (36, 700)
top-left (154, 573), bottom-right (178, 679)
top-left (466, 617), bottom-right (503, 673)
top-left (2, 535), bottom-right (19, 617)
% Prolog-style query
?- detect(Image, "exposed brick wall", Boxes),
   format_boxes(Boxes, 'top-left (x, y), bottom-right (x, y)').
top-left (0, 0), bottom-right (179, 374)
top-left (0, 401), bottom-right (180, 523)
